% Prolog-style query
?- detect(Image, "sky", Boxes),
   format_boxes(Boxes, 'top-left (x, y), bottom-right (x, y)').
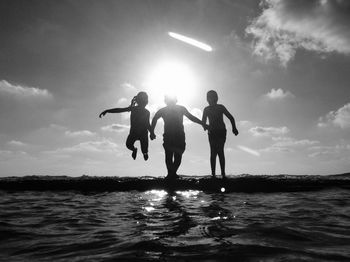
top-left (0, 0), bottom-right (350, 177)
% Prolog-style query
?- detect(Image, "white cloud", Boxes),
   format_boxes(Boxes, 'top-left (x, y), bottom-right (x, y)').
top-left (49, 124), bottom-right (67, 131)
top-left (237, 145), bottom-right (261, 156)
top-left (101, 124), bottom-right (130, 132)
top-left (260, 146), bottom-right (294, 153)
top-left (121, 82), bottom-right (136, 90)
top-left (8, 140), bottom-right (26, 146)
top-left (308, 144), bottom-right (350, 158)
top-left (249, 126), bottom-right (289, 136)
top-left (238, 120), bottom-right (253, 127)
top-left (266, 88), bottom-right (294, 100)
top-left (261, 136), bottom-right (319, 153)
top-left (246, 0), bottom-right (350, 66)
top-left (117, 97), bottom-right (129, 106)
top-left (272, 137), bottom-right (319, 147)
top-left (46, 139), bottom-right (120, 155)
top-left (318, 103), bottom-right (350, 129)
top-left (0, 80), bottom-right (52, 98)
top-left (0, 150), bottom-right (28, 161)
top-left (64, 130), bottom-right (96, 137)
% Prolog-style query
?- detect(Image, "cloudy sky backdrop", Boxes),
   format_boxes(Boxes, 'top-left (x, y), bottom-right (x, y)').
top-left (1, 0), bottom-right (349, 177)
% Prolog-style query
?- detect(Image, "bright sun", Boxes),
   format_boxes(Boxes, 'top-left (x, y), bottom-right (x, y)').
top-left (144, 61), bottom-right (197, 107)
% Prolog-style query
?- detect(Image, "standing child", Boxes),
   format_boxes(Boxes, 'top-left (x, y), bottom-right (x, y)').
top-left (99, 91), bottom-right (151, 160)
top-left (202, 90), bottom-right (239, 178)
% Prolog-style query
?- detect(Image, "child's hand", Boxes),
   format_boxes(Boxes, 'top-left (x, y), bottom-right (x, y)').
top-left (150, 132), bottom-right (156, 140)
top-left (99, 110), bottom-right (108, 118)
top-left (130, 96), bottom-right (137, 107)
top-left (233, 128), bottom-right (239, 136)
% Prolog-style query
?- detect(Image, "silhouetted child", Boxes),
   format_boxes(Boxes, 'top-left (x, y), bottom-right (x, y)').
top-left (99, 91), bottom-right (151, 160)
top-left (202, 90), bottom-right (239, 178)
top-left (150, 95), bottom-right (208, 179)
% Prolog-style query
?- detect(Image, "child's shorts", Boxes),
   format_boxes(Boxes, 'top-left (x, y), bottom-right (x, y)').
top-left (208, 129), bottom-right (226, 148)
top-left (163, 133), bottom-right (186, 154)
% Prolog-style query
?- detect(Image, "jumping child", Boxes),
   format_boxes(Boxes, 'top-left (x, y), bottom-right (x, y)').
top-left (99, 91), bottom-right (151, 160)
top-left (202, 90), bottom-right (239, 178)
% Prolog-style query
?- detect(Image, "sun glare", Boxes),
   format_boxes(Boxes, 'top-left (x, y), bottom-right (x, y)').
top-left (144, 61), bottom-right (197, 106)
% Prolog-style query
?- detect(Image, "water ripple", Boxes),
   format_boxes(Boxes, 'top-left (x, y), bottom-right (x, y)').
top-left (0, 189), bottom-right (350, 261)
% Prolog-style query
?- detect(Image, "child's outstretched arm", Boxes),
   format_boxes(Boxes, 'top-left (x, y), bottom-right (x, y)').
top-left (99, 106), bottom-right (131, 118)
top-left (184, 108), bottom-right (209, 130)
top-left (223, 106), bottom-right (239, 136)
top-left (146, 111), bottom-right (155, 140)
top-left (150, 110), bottom-right (161, 140)
top-left (201, 108), bottom-right (208, 131)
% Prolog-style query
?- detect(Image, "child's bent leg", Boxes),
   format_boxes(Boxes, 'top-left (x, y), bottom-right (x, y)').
top-left (126, 134), bottom-right (137, 160)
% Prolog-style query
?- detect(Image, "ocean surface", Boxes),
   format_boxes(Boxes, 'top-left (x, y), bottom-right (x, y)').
top-left (1, 188), bottom-right (350, 261)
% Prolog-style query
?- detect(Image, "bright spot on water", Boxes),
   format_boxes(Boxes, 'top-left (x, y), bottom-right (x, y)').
top-left (176, 190), bottom-right (201, 198)
top-left (144, 206), bottom-right (155, 212)
top-left (145, 190), bottom-right (167, 202)
top-left (211, 216), bottom-right (228, 221)
top-left (221, 187), bottom-right (225, 193)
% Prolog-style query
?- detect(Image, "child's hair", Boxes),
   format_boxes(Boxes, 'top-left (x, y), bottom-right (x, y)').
top-left (134, 92), bottom-right (148, 106)
top-left (207, 90), bottom-right (218, 105)
top-left (164, 94), bottom-right (177, 105)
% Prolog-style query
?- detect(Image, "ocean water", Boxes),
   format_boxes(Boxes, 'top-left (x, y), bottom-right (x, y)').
top-left (1, 189), bottom-right (350, 261)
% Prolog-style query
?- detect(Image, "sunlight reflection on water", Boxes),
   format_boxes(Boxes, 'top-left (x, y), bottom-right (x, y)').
top-left (1, 189), bottom-right (350, 261)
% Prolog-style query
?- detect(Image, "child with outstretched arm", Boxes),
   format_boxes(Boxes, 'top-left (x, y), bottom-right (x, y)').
top-left (202, 90), bottom-right (239, 178)
top-left (99, 92), bottom-right (151, 160)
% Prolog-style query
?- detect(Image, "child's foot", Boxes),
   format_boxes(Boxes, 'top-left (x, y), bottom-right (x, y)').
top-left (132, 148), bottom-right (137, 160)
top-left (143, 153), bottom-right (148, 161)
top-left (211, 174), bottom-right (216, 179)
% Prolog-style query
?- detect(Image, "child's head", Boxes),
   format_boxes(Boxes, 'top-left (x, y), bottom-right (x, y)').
top-left (135, 92), bottom-right (148, 107)
top-left (207, 90), bottom-right (218, 105)
top-left (164, 94), bottom-right (177, 106)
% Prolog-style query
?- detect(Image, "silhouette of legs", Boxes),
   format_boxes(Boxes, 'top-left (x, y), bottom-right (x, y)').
top-left (165, 149), bottom-right (174, 176)
top-left (126, 133), bottom-right (149, 161)
top-left (163, 135), bottom-right (185, 178)
top-left (218, 148), bottom-right (226, 178)
top-left (140, 133), bottom-right (149, 161)
top-left (126, 134), bottom-right (137, 160)
top-left (210, 150), bottom-right (217, 177)
top-left (164, 149), bottom-right (182, 178)
top-left (173, 153), bottom-right (182, 176)
top-left (209, 132), bottom-right (226, 178)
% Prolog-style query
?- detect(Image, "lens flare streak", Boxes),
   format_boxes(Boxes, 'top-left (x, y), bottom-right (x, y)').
top-left (168, 32), bottom-right (213, 52)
